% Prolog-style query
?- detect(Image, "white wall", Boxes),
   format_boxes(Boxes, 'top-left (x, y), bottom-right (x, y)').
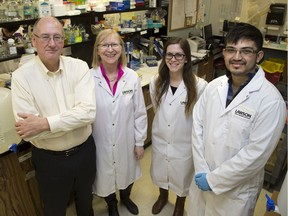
top-left (207, 0), bottom-right (287, 37)
top-left (167, 0), bottom-right (287, 39)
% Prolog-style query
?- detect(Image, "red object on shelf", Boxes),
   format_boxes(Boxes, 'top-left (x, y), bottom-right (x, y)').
top-left (265, 72), bottom-right (282, 84)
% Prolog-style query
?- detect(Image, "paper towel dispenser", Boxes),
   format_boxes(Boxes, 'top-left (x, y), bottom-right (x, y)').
top-left (266, 3), bottom-right (287, 26)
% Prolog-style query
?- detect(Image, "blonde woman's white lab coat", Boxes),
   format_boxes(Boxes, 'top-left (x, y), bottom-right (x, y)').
top-left (188, 67), bottom-right (286, 216)
top-left (150, 75), bottom-right (207, 196)
top-left (90, 66), bottom-right (147, 197)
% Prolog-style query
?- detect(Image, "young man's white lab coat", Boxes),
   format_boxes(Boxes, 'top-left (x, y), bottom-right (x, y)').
top-left (189, 67), bottom-right (286, 216)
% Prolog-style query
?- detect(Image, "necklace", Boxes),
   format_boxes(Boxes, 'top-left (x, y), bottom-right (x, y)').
top-left (107, 74), bottom-right (117, 82)
top-left (109, 77), bottom-right (116, 82)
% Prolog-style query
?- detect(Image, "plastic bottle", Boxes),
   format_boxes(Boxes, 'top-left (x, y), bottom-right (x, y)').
top-left (22, 28), bottom-right (34, 54)
top-left (142, 14), bottom-right (148, 29)
top-left (38, 0), bottom-right (51, 18)
top-left (0, 35), bottom-right (8, 58)
top-left (33, 0), bottom-right (39, 18)
top-left (14, 33), bottom-right (25, 54)
top-left (23, 0), bottom-right (33, 19)
top-left (7, 38), bottom-right (17, 56)
top-left (136, 15), bottom-right (142, 30)
top-left (6, 1), bottom-right (19, 20)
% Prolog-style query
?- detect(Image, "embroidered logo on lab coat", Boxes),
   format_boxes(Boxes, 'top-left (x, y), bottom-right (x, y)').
top-left (180, 100), bottom-right (187, 105)
top-left (122, 86), bottom-right (134, 95)
top-left (180, 96), bottom-right (187, 106)
top-left (233, 105), bottom-right (254, 120)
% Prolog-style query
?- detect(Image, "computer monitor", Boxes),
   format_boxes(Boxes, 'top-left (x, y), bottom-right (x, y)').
top-left (202, 24), bottom-right (213, 44)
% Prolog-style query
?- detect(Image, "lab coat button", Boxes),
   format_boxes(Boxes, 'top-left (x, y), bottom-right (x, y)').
top-left (112, 123), bottom-right (115, 126)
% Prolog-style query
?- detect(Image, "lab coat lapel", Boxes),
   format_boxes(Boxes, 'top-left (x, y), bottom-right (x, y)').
top-left (113, 70), bottom-right (127, 99)
top-left (94, 69), bottom-right (114, 97)
top-left (220, 71), bottom-right (263, 114)
top-left (216, 78), bottom-right (249, 114)
top-left (225, 90), bottom-right (250, 113)
top-left (167, 81), bottom-right (186, 103)
top-left (216, 77), bottom-right (229, 112)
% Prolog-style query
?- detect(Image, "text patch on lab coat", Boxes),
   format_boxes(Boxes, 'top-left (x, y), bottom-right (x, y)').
top-left (232, 105), bottom-right (255, 121)
top-left (122, 86), bottom-right (134, 96)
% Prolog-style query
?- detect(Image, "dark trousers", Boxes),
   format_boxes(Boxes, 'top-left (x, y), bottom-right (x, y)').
top-left (32, 135), bottom-right (96, 216)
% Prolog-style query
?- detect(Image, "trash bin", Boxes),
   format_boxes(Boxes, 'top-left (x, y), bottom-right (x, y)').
top-left (261, 58), bottom-right (285, 84)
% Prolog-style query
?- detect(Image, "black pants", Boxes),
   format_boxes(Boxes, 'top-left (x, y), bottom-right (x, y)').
top-left (32, 135), bottom-right (96, 216)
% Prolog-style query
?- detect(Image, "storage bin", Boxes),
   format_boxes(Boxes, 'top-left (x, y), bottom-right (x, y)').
top-left (261, 58), bottom-right (285, 84)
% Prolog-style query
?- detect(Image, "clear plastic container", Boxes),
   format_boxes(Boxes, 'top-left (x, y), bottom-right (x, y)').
top-left (0, 87), bottom-right (21, 154)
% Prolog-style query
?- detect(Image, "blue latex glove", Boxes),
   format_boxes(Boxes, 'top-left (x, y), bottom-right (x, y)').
top-left (265, 194), bottom-right (275, 212)
top-left (195, 173), bottom-right (211, 191)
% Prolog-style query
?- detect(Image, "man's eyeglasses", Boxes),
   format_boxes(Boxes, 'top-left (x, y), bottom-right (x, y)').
top-left (164, 52), bottom-right (186, 60)
top-left (223, 47), bottom-right (258, 57)
top-left (34, 33), bottom-right (64, 43)
top-left (98, 43), bottom-right (120, 50)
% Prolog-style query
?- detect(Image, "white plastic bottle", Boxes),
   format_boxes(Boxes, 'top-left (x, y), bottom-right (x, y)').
top-left (7, 38), bottom-right (17, 56)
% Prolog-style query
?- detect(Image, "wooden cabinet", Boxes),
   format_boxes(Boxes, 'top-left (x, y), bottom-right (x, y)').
top-left (142, 85), bottom-right (154, 146)
top-left (0, 142), bottom-right (44, 216)
top-left (195, 52), bottom-right (214, 82)
top-left (264, 131), bottom-right (287, 188)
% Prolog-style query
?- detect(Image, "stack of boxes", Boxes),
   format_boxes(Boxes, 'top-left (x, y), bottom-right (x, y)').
top-left (109, 0), bottom-right (131, 11)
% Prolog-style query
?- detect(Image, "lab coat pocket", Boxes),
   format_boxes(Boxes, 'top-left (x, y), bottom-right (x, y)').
top-left (121, 86), bottom-right (134, 106)
top-left (225, 106), bottom-right (255, 149)
top-left (206, 190), bottom-right (247, 216)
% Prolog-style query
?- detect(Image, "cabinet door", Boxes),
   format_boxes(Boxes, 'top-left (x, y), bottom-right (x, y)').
top-left (142, 85), bottom-right (154, 146)
top-left (0, 143), bottom-right (44, 216)
top-left (196, 53), bottom-right (214, 82)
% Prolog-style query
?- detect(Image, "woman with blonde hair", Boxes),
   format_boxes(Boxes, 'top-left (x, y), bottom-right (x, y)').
top-left (89, 29), bottom-right (147, 216)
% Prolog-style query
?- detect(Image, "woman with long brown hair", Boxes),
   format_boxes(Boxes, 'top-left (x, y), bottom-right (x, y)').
top-left (149, 37), bottom-right (207, 216)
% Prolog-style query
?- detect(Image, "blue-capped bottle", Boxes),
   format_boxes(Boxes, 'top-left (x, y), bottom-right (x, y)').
top-left (23, 0), bottom-right (33, 19)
